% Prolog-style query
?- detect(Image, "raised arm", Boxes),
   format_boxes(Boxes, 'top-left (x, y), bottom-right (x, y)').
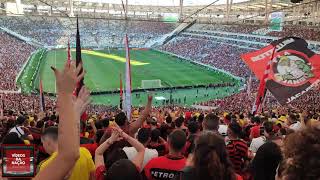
top-left (129, 95), bottom-right (152, 136)
top-left (116, 126), bottom-right (145, 170)
top-left (34, 61), bottom-right (85, 180)
top-left (88, 119), bottom-right (97, 135)
top-left (95, 129), bottom-right (121, 168)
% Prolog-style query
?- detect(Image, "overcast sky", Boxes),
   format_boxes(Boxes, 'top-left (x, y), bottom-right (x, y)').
top-left (75, 0), bottom-right (250, 6)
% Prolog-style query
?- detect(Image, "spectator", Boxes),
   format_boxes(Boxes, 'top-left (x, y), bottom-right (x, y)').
top-left (8, 116), bottom-right (33, 141)
top-left (144, 130), bottom-right (187, 180)
top-left (147, 129), bottom-right (167, 156)
top-left (249, 121), bottom-right (282, 154)
top-left (39, 127), bottom-right (95, 180)
top-left (250, 142), bottom-right (283, 180)
top-left (178, 131), bottom-right (242, 180)
top-left (249, 116), bottom-right (262, 140)
top-left (279, 124), bottom-right (320, 179)
top-left (226, 122), bottom-right (248, 175)
top-left (123, 128), bottom-right (158, 170)
top-left (202, 113), bottom-right (219, 134)
top-left (184, 121), bottom-right (199, 156)
top-left (95, 125), bottom-right (145, 180)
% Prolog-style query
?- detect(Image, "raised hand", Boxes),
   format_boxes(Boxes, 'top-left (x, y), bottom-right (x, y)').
top-left (73, 86), bottom-right (90, 116)
top-left (112, 124), bottom-right (129, 140)
top-left (51, 61), bottom-right (85, 95)
top-left (148, 94), bottom-right (153, 102)
top-left (109, 127), bottom-right (123, 143)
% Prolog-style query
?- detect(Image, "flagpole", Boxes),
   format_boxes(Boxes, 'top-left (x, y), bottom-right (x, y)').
top-left (247, 75), bottom-right (252, 97)
top-left (124, 34), bottom-right (132, 121)
top-left (260, 90), bottom-right (270, 112)
top-left (252, 47), bottom-right (276, 115)
top-left (67, 38), bottom-right (71, 68)
top-left (54, 50), bottom-right (57, 94)
top-left (120, 73), bottom-right (123, 110)
top-left (39, 78), bottom-right (45, 112)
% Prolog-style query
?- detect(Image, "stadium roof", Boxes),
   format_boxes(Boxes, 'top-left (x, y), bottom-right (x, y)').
top-left (0, 0), bottom-right (294, 9)
top-left (0, 0), bottom-right (318, 25)
top-left (73, 0), bottom-right (250, 6)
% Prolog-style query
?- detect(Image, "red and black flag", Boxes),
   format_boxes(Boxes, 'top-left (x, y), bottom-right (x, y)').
top-left (75, 16), bottom-right (84, 96)
top-left (39, 78), bottom-right (45, 112)
top-left (242, 37), bottom-right (320, 107)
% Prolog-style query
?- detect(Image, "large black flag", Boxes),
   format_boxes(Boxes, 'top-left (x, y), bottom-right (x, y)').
top-left (75, 16), bottom-right (84, 96)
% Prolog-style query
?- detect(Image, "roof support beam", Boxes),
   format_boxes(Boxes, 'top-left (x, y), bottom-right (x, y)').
top-left (179, 0), bottom-right (183, 21)
top-left (69, 0), bottom-right (74, 16)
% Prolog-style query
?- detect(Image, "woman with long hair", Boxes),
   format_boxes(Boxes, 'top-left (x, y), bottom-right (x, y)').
top-left (250, 142), bottom-right (283, 180)
top-left (179, 131), bottom-right (242, 180)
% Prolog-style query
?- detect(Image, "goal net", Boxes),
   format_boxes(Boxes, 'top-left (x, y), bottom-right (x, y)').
top-left (141, 79), bottom-right (162, 89)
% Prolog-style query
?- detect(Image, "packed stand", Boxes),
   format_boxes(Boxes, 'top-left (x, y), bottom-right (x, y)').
top-left (0, 16), bottom-right (176, 47)
top-left (186, 24), bottom-right (320, 54)
top-left (1, 16), bottom-right (320, 180)
top-left (0, 32), bottom-right (35, 91)
top-left (0, 61), bottom-right (319, 180)
top-left (268, 26), bottom-right (320, 42)
top-left (190, 23), bottom-right (320, 42)
top-left (191, 24), bottom-right (261, 34)
top-left (160, 36), bottom-right (253, 77)
top-left (185, 30), bottom-right (273, 44)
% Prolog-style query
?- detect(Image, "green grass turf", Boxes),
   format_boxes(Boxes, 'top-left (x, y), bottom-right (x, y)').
top-left (35, 49), bottom-right (242, 106)
top-left (91, 86), bottom-right (240, 106)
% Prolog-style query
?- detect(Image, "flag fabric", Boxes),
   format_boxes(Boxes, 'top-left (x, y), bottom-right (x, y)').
top-left (67, 38), bottom-right (71, 67)
top-left (124, 34), bottom-right (132, 121)
top-left (75, 16), bottom-right (84, 97)
top-left (74, 16), bottom-right (87, 121)
top-left (251, 47), bottom-right (276, 114)
top-left (120, 73), bottom-right (123, 110)
top-left (39, 79), bottom-right (45, 112)
top-left (242, 37), bottom-right (320, 107)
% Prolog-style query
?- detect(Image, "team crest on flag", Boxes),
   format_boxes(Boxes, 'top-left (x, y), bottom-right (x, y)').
top-left (242, 37), bottom-right (320, 105)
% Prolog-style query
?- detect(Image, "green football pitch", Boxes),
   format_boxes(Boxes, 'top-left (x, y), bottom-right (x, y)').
top-left (34, 49), bottom-right (242, 106)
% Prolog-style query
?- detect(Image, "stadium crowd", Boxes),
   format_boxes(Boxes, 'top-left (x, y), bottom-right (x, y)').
top-left (160, 36), bottom-right (253, 77)
top-left (191, 24), bottom-right (320, 41)
top-left (0, 16), bottom-right (176, 47)
top-left (0, 32), bottom-right (35, 91)
top-left (0, 16), bottom-right (320, 180)
top-left (0, 60), bottom-right (319, 180)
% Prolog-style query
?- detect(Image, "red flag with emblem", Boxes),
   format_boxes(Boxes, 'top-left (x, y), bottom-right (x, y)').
top-left (242, 37), bottom-right (320, 108)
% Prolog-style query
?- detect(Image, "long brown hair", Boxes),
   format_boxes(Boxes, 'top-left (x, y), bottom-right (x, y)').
top-left (193, 131), bottom-right (236, 180)
top-left (282, 125), bottom-right (320, 180)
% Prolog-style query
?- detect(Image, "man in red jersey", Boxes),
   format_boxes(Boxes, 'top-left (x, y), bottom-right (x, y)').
top-left (143, 130), bottom-right (187, 180)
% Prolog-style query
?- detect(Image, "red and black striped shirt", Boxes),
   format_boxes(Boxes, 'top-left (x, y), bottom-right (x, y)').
top-left (226, 139), bottom-right (248, 174)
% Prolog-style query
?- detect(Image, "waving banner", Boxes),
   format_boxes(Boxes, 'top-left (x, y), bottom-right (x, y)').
top-left (241, 37), bottom-right (320, 105)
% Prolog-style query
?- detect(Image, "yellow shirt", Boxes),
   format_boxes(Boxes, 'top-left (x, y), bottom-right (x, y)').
top-left (238, 119), bottom-right (246, 127)
top-left (38, 147), bottom-right (95, 180)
